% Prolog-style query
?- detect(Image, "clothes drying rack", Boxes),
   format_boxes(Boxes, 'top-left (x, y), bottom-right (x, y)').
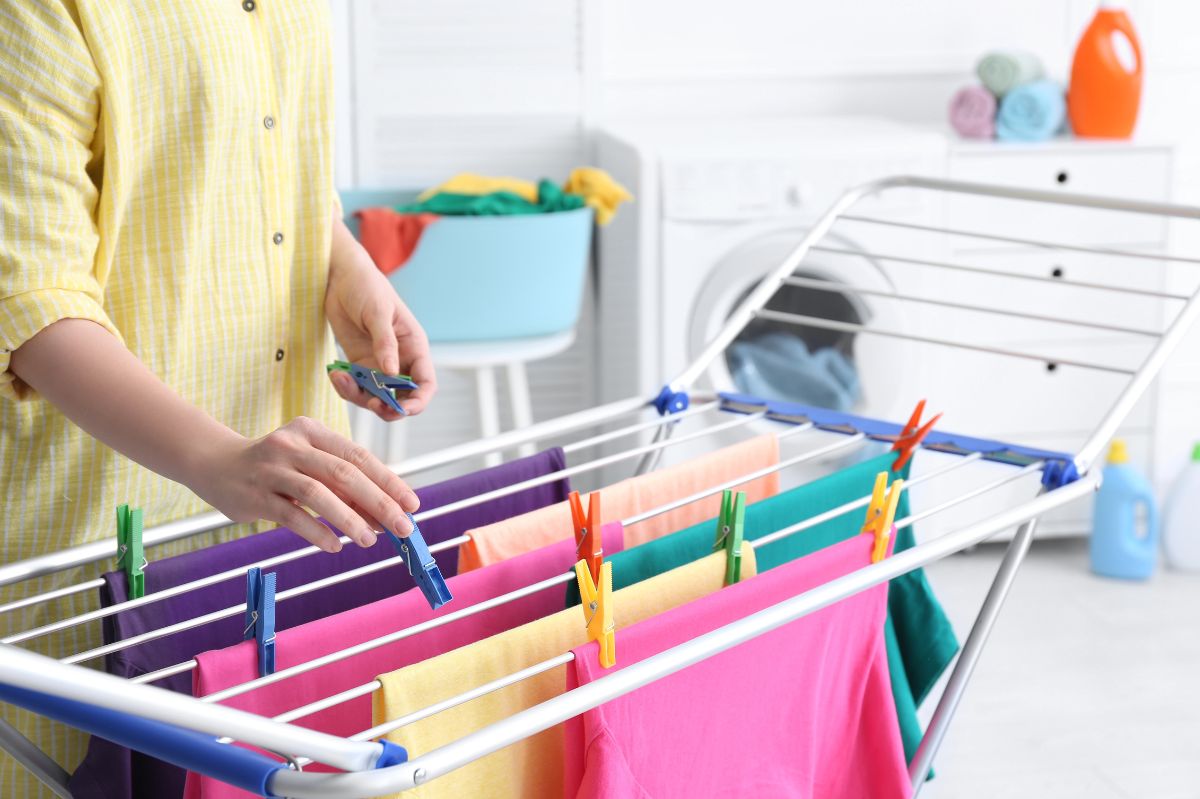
top-left (1, 176), bottom-right (1198, 798)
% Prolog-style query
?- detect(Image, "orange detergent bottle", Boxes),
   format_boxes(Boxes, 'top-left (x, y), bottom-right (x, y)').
top-left (1068, 2), bottom-right (1143, 138)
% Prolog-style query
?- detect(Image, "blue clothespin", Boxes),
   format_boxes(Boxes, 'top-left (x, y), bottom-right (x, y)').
top-left (385, 514), bottom-right (453, 610)
top-left (326, 360), bottom-right (418, 415)
top-left (244, 567), bottom-right (276, 677)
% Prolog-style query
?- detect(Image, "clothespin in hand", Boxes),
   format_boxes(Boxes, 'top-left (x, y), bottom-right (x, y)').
top-left (385, 514), bottom-right (453, 610)
top-left (892, 399), bottom-right (942, 472)
top-left (713, 490), bottom-right (747, 586)
top-left (862, 472), bottom-right (904, 564)
top-left (115, 504), bottom-right (146, 600)
top-left (244, 567), bottom-right (277, 677)
top-left (326, 360), bottom-right (418, 416)
top-left (569, 491), bottom-right (604, 584)
top-left (575, 559), bottom-right (615, 669)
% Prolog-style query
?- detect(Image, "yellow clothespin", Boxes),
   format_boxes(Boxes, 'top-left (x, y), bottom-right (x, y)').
top-left (862, 472), bottom-right (904, 563)
top-left (575, 559), bottom-right (615, 669)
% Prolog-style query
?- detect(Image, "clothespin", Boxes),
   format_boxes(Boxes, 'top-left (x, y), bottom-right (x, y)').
top-left (575, 559), bottom-right (615, 668)
top-left (862, 472), bottom-right (904, 563)
top-left (244, 567), bottom-right (276, 677)
top-left (385, 514), bottom-right (453, 610)
top-left (891, 399), bottom-right (942, 472)
top-left (712, 490), bottom-right (747, 586)
top-left (115, 504), bottom-right (146, 600)
top-left (326, 360), bottom-right (418, 416)
top-left (569, 491), bottom-right (603, 584)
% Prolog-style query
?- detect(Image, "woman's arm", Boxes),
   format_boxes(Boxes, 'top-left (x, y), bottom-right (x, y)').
top-left (10, 319), bottom-right (418, 550)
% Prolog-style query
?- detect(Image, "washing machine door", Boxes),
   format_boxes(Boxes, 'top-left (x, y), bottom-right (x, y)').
top-left (689, 228), bottom-right (916, 423)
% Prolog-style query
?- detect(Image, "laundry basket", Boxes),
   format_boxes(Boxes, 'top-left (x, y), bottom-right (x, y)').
top-left (340, 190), bottom-right (593, 342)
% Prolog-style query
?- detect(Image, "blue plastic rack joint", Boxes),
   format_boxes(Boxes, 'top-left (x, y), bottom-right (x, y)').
top-left (1040, 458), bottom-right (1081, 490)
top-left (653, 385), bottom-right (689, 416)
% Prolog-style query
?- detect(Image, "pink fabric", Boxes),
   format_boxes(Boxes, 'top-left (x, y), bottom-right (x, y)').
top-left (186, 523), bottom-right (624, 799)
top-left (564, 534), bottom-right (910, 799)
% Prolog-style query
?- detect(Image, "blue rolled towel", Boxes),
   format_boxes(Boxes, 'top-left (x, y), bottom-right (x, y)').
top-left (996, 80), bottom-right (1066, 142)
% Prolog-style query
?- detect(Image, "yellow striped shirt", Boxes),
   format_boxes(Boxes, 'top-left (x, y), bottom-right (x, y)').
top-left (0, 1), bottom-right (348, 792)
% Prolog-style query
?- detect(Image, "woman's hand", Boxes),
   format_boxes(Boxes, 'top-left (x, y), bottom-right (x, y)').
top-left (189, 416), bottom-right (420, 552)
top-left (326, 218), bottom-right (437, 420)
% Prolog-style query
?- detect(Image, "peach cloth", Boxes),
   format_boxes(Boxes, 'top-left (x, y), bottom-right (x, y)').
top-left (458, 435), bottom-right (780, 572)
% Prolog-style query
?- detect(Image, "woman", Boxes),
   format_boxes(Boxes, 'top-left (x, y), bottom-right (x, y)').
top-left (0, 1), bottom-right (434, 793)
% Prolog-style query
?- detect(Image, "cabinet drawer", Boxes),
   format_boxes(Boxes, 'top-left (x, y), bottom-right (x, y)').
top-left (947, 149), bottom-right (1171, 249)
top-left (909, 248), bottom-right (1171, 347)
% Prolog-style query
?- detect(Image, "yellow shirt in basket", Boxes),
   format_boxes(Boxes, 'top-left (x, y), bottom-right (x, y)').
top-left (0, 0), bottom-right (347, 790)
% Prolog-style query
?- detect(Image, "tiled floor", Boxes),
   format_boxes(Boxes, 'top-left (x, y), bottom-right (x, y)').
top-left (918, 538), bottom-right (1200, 799)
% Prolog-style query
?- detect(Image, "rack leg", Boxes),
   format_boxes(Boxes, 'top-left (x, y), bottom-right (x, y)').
top-left (0, 717), bottom-right (72, 798)
top-left (909, 514), bottom-right (1040, 796)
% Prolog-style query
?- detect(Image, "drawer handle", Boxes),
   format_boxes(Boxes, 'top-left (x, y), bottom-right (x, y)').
top-left (1046, 362), bottom-right (1059, 373)
top-left (1056, 171), bottom-right (1069, 185)
top-left (1051, 266), bottom-right (1065, 279)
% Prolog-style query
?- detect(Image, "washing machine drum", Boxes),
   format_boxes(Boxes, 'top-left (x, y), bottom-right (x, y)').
top-left (689, 229), bottom-right (914, 420)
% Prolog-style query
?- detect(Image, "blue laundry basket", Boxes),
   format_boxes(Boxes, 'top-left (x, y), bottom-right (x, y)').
top-left (340, 190), bottom-right (593, 343)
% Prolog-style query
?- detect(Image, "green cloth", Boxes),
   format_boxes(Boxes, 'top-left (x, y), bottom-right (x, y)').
top-left (395, 180), bottom-right (585, 216)
top-left (566, 450), bottom-right (960, 768)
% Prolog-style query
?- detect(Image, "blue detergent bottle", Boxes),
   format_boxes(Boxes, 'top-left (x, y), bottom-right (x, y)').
top-left (1090, 439), bottom-right (1160, 580)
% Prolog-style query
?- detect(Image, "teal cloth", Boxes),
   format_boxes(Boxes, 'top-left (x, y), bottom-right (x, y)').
top-left (566, 450), bottom-right (959, 768)
top-left (975, 50), bottom-right (1045, 97)
top-left (395, 180), bottom-right (585, 216)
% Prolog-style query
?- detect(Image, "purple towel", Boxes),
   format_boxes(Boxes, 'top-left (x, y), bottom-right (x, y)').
top-left (69, 448), bottom-right (569, 799)
top-left (948, 84), bottom-right (997, 139)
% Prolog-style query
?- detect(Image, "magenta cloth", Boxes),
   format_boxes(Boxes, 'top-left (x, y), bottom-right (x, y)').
top-left (185, 522), bottom-right (625, 799)
top-left (69, 448), bottom-right (569, 799)
top-left (564, 533), bottom-right (910, 799)
top-left (949, 84), bottom-right (998, 139)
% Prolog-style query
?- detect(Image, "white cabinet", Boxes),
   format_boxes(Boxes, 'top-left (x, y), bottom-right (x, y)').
top-left (916, 140), bottom-right (1175, 538)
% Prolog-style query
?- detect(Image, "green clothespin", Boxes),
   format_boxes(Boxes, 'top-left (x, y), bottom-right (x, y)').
top-left (116, 503), bottom-right (146, 600)
top-left (713, 490), bottom-right (746, 586)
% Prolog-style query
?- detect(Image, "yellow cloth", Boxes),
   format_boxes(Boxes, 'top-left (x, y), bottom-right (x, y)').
top-left (457, 434), bottom-right (781, 571)
top-left (0, 1), bottom-right (347, 791)
top-left (564, 167), bottom-right (634, 226)
top-left (415, 174), bottom-right (539, 204)
top-left (372, 550), bottom-right (757, 799)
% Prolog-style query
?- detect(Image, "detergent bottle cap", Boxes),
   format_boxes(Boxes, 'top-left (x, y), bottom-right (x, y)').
top-left (1107, 439), bottom-right (1129, 465)
top-left (1191, 442), bottom-right (1200, 463)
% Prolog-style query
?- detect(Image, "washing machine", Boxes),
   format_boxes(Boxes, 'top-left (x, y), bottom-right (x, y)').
top-left (594, 118), bottom-right (950, 483)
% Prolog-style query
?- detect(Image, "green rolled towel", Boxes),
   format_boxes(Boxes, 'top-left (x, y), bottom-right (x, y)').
top-left (976, 50), bottom-right (1045, 98)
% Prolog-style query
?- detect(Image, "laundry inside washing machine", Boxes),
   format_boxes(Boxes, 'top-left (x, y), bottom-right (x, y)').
top-left (726, 273), bottom-right (863, 411)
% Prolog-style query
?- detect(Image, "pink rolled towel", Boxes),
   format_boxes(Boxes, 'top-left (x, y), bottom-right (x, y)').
top-left (949, 84), bottom-right (997, 139)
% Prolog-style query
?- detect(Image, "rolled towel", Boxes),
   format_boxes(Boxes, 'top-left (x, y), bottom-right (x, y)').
top-left (976, 50), bottom-right (1044, 97)
top-left (996, 80), bottom-right (1066, 142)
top-left (948, 85), bottom-right (997, 139)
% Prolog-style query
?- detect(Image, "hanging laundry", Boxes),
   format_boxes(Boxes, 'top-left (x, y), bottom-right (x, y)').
top-left (186, 523), bottom-right (624, 799)
top-left (417, 174), bottom-right (540, 203)
top-left (354, 210), bottom-right (439, 274)
top-left (457, 434), bottom-right (781, 572)
top-left (564, 534), bottom-right (909, 799)
top-left (563, 167), bottom-right (634, 226)
top-left (71, 448), bottom-right (571, 799)
top-left (562, 449), bottom-right (959, 768)
top-left (370, 550), bottom-right (756, 799)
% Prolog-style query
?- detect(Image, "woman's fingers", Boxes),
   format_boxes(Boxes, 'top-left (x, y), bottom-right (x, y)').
top-left (328, 365), bottom-right (409, 422)
top-left (297, 446), bottom-right (408, 538)
top-left (274, 468), bottom-right (378, 547)
top-left (264, 495), bottom-right (345, 553)
top-left (293, 417), bottom-right (419, 524)
top-left (399, 351), bottom-right (437, 417)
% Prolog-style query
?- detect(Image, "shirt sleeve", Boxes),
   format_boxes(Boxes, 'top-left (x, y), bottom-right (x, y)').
top-left (0, 0), bottom-right (122, 401)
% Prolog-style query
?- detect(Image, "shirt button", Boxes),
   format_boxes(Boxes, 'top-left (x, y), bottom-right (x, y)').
top-left (242, 0), bottom-right (255, 10)
top-left (275, 349), bottom-right (285, 362)
top-left (272, 232), bottom-right (284, 245)
top-left (263, 115), bottom-right (275, 130)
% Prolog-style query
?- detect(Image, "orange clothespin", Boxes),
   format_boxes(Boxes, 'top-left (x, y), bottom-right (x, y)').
top-left (892, 399), bottom-right (942, 472)
top-left (862, 472), bottom-right (904, 563)
top-left (569, 491), bottom-right (603, 584)
top-left (575, 559), bottom-right (615, 668)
